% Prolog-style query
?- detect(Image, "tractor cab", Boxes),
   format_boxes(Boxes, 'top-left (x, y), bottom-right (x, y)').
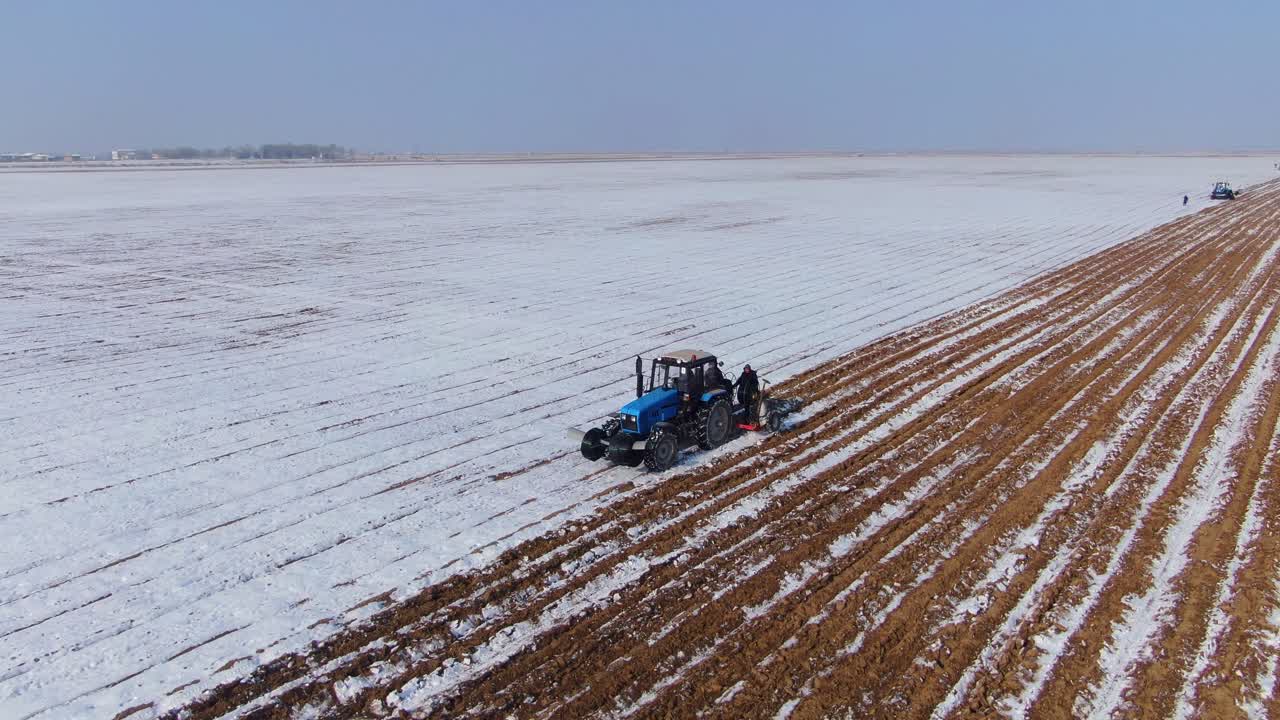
top-left (645, 350), bottom-right (720, 397)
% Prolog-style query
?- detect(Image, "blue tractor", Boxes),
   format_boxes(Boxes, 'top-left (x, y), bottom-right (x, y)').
top-left (1210, 181), bottom-right (1237, 200)
top-left (569, 350), bottom-right (799, 471)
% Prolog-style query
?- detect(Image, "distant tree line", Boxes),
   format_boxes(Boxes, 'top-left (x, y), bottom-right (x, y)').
top-left (260, 143), bottom-right (346, 159)
top-left (136, 143), bottom-right (348, 160)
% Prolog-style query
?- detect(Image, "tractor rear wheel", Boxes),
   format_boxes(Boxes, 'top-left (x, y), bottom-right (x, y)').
top-left (644, 429), bottom-right (679, 471)
top-left (697, 398), bottom-right (732, 449)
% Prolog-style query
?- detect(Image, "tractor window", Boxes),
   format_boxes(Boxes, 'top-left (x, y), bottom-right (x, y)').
top-left (673, 365), bottom-right (702, 395)
top-left (649, 361), bottom-right (673, 392)
top-left (675, 366), bottom-right (706, 389)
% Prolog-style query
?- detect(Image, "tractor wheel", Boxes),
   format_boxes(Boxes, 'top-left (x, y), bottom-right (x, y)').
top-left (644, 429), bottom-right (679, 471)
top-left (607, 431), bottom-right (641, 466)
top-left (581, 428), bottom-right (606, 461)
top-left (767, 411), bottom-right (784, 433)
top-left (697, 398), bottom-right (732, 449)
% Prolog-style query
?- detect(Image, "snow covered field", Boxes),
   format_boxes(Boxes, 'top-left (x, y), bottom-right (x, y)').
top-left (0, 155), bottom-right (1275, 718)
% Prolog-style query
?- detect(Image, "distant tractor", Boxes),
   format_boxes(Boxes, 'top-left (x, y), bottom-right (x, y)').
top-left (1211, 181), bottom-right (1237, 200)
top-left (568, 350), bottom-right (800, 471)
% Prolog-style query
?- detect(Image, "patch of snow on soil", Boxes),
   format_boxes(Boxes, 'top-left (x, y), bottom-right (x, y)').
top-left (1172, 334), bottom-right (1280, 719)
top-left (1084, 294), bottom-right (1280, 718)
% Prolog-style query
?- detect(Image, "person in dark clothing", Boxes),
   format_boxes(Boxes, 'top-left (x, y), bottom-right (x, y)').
top-left (706, 361), bottom-right (729, 393)
top-left (734, 364), bottom-right (760, 423)
top-left (1183, 195), bottom-right (1189, 206)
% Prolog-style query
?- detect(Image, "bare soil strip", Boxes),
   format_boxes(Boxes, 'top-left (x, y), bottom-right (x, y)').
top-left (172, 182), bottom-right (1280, 719)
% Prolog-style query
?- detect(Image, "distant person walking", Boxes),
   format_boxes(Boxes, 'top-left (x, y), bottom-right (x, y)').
top-left (1183, 195), bottom-right (1189, 206)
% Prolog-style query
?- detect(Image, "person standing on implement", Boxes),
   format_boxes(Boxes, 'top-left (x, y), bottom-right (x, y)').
top-left (735, 364), bottom-right (760, 424)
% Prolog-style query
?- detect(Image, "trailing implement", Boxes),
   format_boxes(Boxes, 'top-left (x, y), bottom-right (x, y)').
top-left (568, 350), bottom-right (801, 471)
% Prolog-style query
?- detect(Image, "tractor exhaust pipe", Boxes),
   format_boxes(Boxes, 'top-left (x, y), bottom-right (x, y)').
top-left (635, 356), bottom-right (644, 398)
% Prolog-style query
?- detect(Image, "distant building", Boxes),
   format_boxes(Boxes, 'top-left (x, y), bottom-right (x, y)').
top-left (111, 149), bottom-right (140, 161)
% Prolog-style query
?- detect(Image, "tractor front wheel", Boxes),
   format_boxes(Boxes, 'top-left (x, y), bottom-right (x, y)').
top-left (644, 429), bottom-right (679, 471)
top-left (607, 431), bottom-right (642, 466)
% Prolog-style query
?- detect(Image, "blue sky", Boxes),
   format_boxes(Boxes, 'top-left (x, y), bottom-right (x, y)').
top-left (2, 1), bottom-right (1276, 153)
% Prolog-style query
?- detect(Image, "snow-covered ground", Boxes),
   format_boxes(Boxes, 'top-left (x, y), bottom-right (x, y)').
top-left (0, 155), bottom-right (1275, 718)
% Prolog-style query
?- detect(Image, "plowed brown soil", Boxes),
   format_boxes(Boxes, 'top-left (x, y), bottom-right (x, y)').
top-left (171, 181), bottom-right (1280, 719)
